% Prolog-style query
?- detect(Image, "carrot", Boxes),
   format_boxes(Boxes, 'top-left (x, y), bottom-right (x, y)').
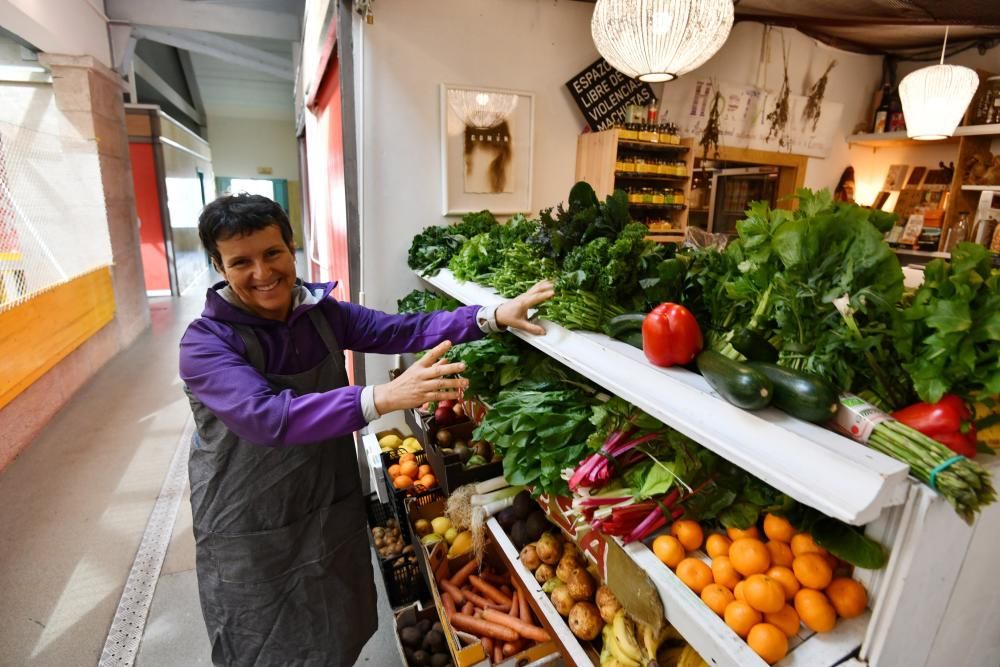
top-left (464, 590), bottom-right (510, 612)
top-left (435, 556), bottom-right (450, 584)
top-left (480, 636), bottom-right (493, 655)
top-left (518, 586), bottom-right (531, 623)
top-left (502, 640), bottom-right (522, 657)
top-left (439, 579), bottom-right (466, 605)
top-left (509, 591), bottom-right (519, 618)
top-left (461, 601), bottom-right (474, 616)
top-left (493, 644), bottom-right (503, 664)
top-left (469, 575), bottom-right (513, 607)
top-left (450, 613), bottom-right (519, 642)
top-left (482, 608), bottom-right (551, 643)
top-left (441, 591), bottom-right (457, 620)
top-left (450, 559), bottom-right (479, 587)
top-left (480, 571), bottom-right (509, 586)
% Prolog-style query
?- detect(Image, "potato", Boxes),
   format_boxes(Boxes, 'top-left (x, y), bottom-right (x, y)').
top-left (566, 569), bottom-right (596, 601)
top-left (534, 563), bottom-right (556, 585)
top-left (519, 544), bottom-right (541, 571)
top-left (535, 533), bottom-right (563, 565)
top-left (568, 602), bottom-right (603, 640)
top-left (550, 585), bottom-right (575, 616)
top-left (556, 555), bottom-right (581, 583)
top-left (595, 585), bottom-right (621, 624)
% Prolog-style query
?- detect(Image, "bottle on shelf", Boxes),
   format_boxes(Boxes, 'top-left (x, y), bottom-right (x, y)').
top-left (945, 212), bottom-right (970, 250)
top-left (873, 84), bottom-right (891, 133)
top-left (647, 98), bottom-right (658, 125)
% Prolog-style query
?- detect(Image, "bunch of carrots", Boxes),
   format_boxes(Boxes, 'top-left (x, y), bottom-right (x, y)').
top-left (435, 557), bottom-right (551, 663)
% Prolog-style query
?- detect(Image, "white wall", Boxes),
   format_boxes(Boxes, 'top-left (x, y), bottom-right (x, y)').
top-left (359, 0), bottom-right (600, 393)
top-left (0, 0), bottom-right (110, 66)
top-left (205, 116), bottom-right (299, 180)
top-left (657, 22), bottom-right (884, 193)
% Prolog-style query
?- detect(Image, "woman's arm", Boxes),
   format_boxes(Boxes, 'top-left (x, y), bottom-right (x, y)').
top-left (180, 321), bottom-right (369, 446)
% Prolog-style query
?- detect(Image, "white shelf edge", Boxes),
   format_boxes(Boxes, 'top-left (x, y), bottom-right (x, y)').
top-left (422, 269), bottom-right (911, 526)
top-left (960, 184), bottom-right (1000, 192)
top-left (487, 518), bottom-right (595, 666)
top-left (954, 124), bottom-right (1000, 137)
top-left (361, 431), bottom-right (390, 503)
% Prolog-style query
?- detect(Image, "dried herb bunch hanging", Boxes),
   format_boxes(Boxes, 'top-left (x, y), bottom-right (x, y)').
top-left (700, 86), bottom-right (724, 161)
top-left (802, 60), bottom-right (837, 131)
top-left (765, 34), bottom-right (791, 146)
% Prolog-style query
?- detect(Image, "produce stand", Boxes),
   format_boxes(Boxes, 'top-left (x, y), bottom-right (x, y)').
top-left (420, 268), bottom-right (911, 526)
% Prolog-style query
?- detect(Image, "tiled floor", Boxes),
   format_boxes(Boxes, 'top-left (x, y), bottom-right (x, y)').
top-left (0, 271), bottom-right (402, 666)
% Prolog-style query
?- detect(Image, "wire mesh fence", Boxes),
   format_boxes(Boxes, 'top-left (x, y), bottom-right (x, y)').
top-left (0, 82), bottom-right (111, 312)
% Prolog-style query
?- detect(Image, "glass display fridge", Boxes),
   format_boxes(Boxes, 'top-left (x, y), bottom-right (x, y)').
top-left (707, 166), bottom-right (780, 235)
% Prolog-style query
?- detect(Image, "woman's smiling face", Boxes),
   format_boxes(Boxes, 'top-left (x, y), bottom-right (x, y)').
top-left (214, 224), bottom-right (297, 321)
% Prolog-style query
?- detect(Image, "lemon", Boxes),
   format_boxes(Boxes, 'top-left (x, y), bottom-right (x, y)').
top-left (402, 437), bottom-right (423, 453)
top-left (379, 434), bottom-right (402, 450)
top-left (431, 516), bottom-right (452, 536)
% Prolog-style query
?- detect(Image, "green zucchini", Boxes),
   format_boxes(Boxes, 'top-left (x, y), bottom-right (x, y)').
top-left (730, 328), bottom-right (779, 363)
top-left (621, 331), bottom-right (644, 350)
top-left (605, 312), bottom-right (647, 339)
top-left (696, 351), bottom-right (773, 410)
top-left (748, 362), bottom-right (839, 423)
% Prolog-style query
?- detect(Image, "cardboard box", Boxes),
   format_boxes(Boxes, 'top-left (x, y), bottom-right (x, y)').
top-left (423, 420), bottom-right (504, 495)
top-left (393, 603), bottom-right (449, 667)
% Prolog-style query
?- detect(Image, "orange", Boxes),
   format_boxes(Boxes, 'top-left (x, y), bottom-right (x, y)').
top-left (766, 566), bottom-right (800, 600)
top-left (825, 578), bottom-right (868, 619)
top-left (417, 464), bottom-right (433, 477)
top-left (399, 453), bottom-right (417, 464)
top-left (711, 556), bottom-right (743, 590)
top-left (706, 533), bottom-right (732, 559)
top-left (392, 474), bottom-right (414, 490)
top-left (734, 580), bottom-right (747, 602)
top-left (794, 589), bottom-right (837, 633)
top-left (763, 514), bottom-right (796, 543)
top-left (418, 473), bottom-right (437, 489)
top-left (729, 538), bottom-right (771, 577)
top-left (747, 623), bottom-right (789, 664)
top-left (676, 558), bottom-right (713, 595)
top-left (766, 540), bottom-right (794, 568)
top-left (791, 533), bottom-right (827, 557)
top-left (723, 600), bottom-right (761, 638)
top-left (764, 605), bottom-right (801, 638)
top-left (671, 520), bottom-right (704, 551)
top-left (652, 535), bottom-right (686, 569)
top-left (387, 464), bottom-right (402, 478)
top-left (743, 574), bottom-right (785, 614)
top-left (793, 553), bottom-right (833, 590)
top-left (727, 525), bottom-right (760, 541)
top-left (700, 583), bottom-right (735, 616)
top-left (399, 460), bottom-right (419, 478)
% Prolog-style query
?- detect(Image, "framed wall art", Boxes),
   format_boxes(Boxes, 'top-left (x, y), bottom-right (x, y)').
top-left (440, 84), bottom-right (534, 215)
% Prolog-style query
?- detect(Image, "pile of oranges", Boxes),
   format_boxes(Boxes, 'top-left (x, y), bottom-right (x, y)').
top-left (651, 514), bottom-right (868, 665)
top-left (387, 453), bottom-right (438, 492)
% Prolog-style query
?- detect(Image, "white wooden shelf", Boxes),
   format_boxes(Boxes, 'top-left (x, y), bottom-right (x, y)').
top-left (847, 125), bottom-right (1000, 149)
top-left (421, 269), bottom-right (911, 526)
top-left (960, 184), bottom-right (1000, 192)
top-left (360, 430), bottom-right (390, 503)
top-left (623, 540), bottom-right (870, 667)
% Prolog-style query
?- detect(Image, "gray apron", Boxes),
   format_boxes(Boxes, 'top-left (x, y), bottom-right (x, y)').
top-left (184, 309), bottom-right (378, 666)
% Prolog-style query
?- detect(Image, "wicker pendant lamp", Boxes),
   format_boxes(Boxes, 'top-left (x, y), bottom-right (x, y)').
top-left (591, 0), bottom-right (735, 82)
top-left (899, 27), bottom-right (980, 140)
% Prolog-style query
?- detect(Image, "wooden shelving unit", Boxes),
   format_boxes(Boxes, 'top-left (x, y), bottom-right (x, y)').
top-left (575, 129), bottom-right (695, 241)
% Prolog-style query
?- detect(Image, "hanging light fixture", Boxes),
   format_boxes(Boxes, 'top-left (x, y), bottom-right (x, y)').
top-left (591, 0), bottom-right (735, 83)
top-left (447, 89), bottom-right (518, 129)
top-left (899, 27), bottom-right (980, 140)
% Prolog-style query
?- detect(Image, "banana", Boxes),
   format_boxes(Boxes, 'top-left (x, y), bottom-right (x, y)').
top-left (677, 645), bottom-right (709, 667)
top-left (613, 610), bottom-right (644, 664)
top-left (605, 618), bottom-right (642, 667)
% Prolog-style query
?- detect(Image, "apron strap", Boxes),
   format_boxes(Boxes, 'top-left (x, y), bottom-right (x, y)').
top-left (307, 308), bottom-right (342, 356)
top-left (231, 323), bottom-right (267, 374)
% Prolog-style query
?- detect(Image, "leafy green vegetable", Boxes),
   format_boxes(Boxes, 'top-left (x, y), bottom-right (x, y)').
top-left (895, 242), bottom-right (1000, 402)
top-left (396, 289), bottom-right (462, 314)
top-left (528, 183), bottom-right (633, 263)
top-left (811, 517), bottom-right (887, 569)
top-left (444, 335), bottom-right (546, 403)
top-left (407, 210), bottom-right (497, 276)
top-left (474, 388), bottom-right (597, 496)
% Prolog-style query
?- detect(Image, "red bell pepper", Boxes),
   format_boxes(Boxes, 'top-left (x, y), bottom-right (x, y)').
top-left (642, 303), bottom-right (703, 367)
top-left (892, 395), bottom-right (978, 458)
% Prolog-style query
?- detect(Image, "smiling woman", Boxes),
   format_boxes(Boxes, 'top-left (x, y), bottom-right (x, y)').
top-left (214, 227), bottom-right (298, 321)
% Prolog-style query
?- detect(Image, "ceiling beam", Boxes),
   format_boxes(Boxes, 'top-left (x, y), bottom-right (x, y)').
top-left (133, 55), bottom-right (205, 125)
top-left (177, 49), bottom-right (205, 131)
top-left (105, 0), bottom-right (300, 42)
top-left (133, 26), bottom-right (294, 81)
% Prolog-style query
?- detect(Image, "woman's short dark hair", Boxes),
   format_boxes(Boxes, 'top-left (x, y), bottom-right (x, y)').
top-left (198, 193), bottom-right (294, 264)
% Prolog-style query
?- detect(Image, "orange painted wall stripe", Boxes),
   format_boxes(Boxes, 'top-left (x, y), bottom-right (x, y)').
top-left (0, 267), bottom-right (116, 410)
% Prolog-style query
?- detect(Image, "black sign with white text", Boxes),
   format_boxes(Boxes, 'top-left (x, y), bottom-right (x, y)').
top-left (565, 58), bottom-right (655, 131)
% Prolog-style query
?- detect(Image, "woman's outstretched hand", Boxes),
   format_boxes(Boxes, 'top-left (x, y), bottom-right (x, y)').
top-left (496, 280), bottom-right (555, 336)
top-left (373, 341), bottom-right (468, 414)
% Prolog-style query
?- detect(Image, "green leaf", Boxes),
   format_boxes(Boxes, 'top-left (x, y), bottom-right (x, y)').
top-left (718, 502), bottom-right (761, 530)
top-left (811, 518), bottom-right (886, 569)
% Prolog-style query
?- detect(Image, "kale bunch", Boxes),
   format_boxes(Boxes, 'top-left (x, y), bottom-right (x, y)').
top-left (407, 210), bottom-right (498, 276)
top-left (396, 289), bottom-right (462, 314)
top-left (528, 182), bottom-right (632, 263)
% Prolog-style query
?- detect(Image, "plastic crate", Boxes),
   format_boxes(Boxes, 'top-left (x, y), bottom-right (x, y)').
top-left (384, 459), bottom-right (445, 541)
top-left (365, 494), bottom-right (427, 608)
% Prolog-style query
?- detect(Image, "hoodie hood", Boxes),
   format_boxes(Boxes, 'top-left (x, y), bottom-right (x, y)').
top-left (200, 279), bottom-right (338, 326)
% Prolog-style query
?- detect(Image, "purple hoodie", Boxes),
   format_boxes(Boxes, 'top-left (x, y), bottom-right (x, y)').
top-left (179, 281), bottom-right (484, 446)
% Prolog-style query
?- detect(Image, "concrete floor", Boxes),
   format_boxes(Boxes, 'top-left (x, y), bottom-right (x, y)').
top-left (0, 269), bottom-right (403, 666)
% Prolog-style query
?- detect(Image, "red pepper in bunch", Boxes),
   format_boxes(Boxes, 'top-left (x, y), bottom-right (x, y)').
top-left (642, 303), bottom-right (703, 367)
top-left (892, 395), bottom-right (978, 458)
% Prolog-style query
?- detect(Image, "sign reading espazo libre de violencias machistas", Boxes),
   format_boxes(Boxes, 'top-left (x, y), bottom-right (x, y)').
top-left (565, 58), bottom-right (655, 132)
